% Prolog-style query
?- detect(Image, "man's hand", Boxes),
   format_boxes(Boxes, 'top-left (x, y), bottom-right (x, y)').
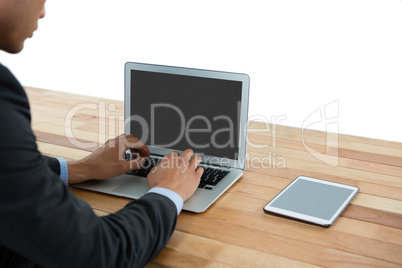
top-left (147, 149), bottom-right (203, 202)
top-left (67, 134), bottom-right (150, 184)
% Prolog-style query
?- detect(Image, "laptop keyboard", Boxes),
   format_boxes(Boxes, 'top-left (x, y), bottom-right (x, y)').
top-left (126, 156), bottom-right (230, 190)
top-left (198, 167), bottom-right (229, 190)
top-left (127, 156), bottom-right (161, 177)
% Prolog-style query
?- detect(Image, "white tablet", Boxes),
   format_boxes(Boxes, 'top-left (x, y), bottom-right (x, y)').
top-left (263, 176), bottom-right (359, 227)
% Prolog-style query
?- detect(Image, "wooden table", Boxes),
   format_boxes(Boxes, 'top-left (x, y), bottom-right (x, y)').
top-left (26, 87), bottom-right (402, 267)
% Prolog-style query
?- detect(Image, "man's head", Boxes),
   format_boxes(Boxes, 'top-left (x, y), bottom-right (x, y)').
top-left (0, 0), bottom-right (46, 54)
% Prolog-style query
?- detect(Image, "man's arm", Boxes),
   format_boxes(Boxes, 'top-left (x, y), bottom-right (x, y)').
top-left (66, 134), bottom-right (150, 185)
top-left (0, 65), bottom-right (201, 267)
top-left (0, 123), bottom-right (178, 268)
top-left (0, 166), bottom-right (178, 268)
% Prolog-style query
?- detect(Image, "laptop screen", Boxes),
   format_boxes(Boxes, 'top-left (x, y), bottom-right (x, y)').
top-left (129, 70), bottom-right (242, 160)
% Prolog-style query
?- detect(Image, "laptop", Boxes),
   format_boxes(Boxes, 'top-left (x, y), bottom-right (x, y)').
top-left (73, 62), bottom-right (250, 213)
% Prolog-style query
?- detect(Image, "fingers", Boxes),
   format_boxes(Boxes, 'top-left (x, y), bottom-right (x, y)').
top-left (155, 149), bottom-right (201, 174)
top-left (182, 150), bottom-right (203, 172)
top-left (171, 149), bottom-right (201, 171)
top-left (121, 134), bottom-right (151, 157)
top-left (189, 154), bottom-right (202, 170)
top-left (181, 149), bottom-right (194, 163)
top-left (145, 148), bottom-right (203, 201)
top-left (195, 166), bottom-right (204, 177)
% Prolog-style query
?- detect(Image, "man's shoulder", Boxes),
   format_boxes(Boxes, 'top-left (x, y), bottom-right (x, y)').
top-left (0, 62), bottom-right (35, 157)
top-left (0, 63), bottom-right (30, 116)
top-left (0, 63), bottom-right (27, 97)
top-left (0, 63), bottom-right (20, 86)
top-left (0, 63), bottom-right (11, 75)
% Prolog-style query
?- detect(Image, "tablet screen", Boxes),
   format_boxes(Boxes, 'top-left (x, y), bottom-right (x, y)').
top-left (264, 176), bottom-right (359, 226)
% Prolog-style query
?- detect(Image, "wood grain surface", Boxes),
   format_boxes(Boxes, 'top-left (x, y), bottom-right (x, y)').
top-left (26, 87), bottom-right (402, 268)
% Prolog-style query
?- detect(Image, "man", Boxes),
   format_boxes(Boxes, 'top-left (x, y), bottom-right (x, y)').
top-left (0, 1), bottom-right (203, 267)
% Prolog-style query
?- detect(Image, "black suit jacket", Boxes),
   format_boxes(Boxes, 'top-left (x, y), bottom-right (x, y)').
top-left (0, 63), bottom-right (178, 268)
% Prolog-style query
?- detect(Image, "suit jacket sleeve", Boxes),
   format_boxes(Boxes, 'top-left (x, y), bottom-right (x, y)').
top-left (0, 64), bottom-right (177, 268)
top-left (42, 155), bottom-right (61, 175)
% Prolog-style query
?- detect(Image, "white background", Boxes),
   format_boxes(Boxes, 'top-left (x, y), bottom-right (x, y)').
top-left (1, 0), bottom-right (401, 143)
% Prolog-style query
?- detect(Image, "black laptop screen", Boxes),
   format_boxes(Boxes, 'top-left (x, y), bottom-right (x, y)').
top-left (130, 70), bottom-right (242, 160)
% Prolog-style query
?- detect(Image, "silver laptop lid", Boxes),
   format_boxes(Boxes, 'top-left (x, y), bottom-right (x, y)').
top-left (124, 62), bottom-right (250, 170)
